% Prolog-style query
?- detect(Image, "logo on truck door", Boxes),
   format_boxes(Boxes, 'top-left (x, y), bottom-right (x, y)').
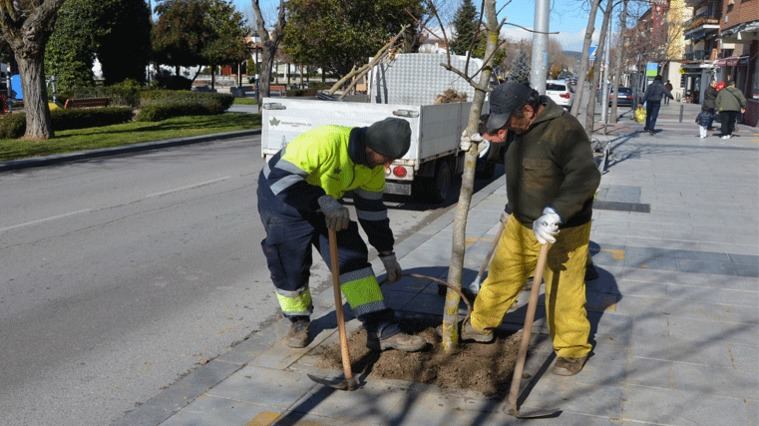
top-left (268, 116), bottom-right (311, 129)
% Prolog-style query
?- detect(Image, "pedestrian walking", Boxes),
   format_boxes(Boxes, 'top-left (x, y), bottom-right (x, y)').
top-left (640, 75), bottom-right (674, 135)
top-left (715, 80), bottom-right (747, 140)
top-left (702, 80), bottom-right (719, 132)
top-left (664, 80), bottom-right (674, 104)
top-left (257, 117), bottom-right (426, 352)
top-left (462, 82), bottom-right (601, 376)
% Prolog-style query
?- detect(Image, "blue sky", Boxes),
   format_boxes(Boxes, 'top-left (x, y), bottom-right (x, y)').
top-left (231, 0), bottom-right (598, 52)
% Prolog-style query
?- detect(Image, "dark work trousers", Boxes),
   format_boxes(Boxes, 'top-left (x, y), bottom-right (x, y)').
top-left (719, 111), bottom-right (738, 136)
top-left (256, 172), bottom-right (397, 336)
top-left (645, 101), bottom-right (661, 131)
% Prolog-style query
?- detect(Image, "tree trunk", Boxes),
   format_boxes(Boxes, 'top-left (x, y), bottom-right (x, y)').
top-left (441, 0), bottom-right (499, 353)
top-left (252, 0), bottom-right (286, 104)
top-left (15, 53), bottom-right (53, 139)
top-left (211, 65), bottom-right (216, 90)
top-left (257, 44), bottom-right (276, 102)
top-left (570, 0), bottom-right (601, 119)
top-left (175, 65), bottom-right (180, 76)
top-left (610, 0), bottom-right (628, 124)
top-left (584, 0), bottom-right (613, 133)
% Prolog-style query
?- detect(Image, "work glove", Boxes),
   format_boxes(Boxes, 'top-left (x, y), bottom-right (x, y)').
top-left (460, 129), bottom-right (483, 152)
top-left (379, 252), bottom-right (402, 283)
top-left (317, 195), bottom-right (350, 231)
top-left (532, 207), bottom-right (561, 245)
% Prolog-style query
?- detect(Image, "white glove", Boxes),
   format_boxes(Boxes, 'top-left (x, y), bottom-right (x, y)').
top-left (532, 207), bottom-right (561, 245)
top-left (318, 195), bottom-right (350, 231)
top-left (478, 139), bottom-right (490, 159)
top-left (460, 129), bottom-right (483, 152)
top-left (379, 253), bottom-right (402, 283)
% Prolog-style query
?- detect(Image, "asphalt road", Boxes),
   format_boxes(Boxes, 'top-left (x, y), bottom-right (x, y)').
top-left (0, 135), bottom-right (472, 426)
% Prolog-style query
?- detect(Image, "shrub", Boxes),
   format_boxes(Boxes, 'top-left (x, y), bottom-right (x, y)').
top-left (136, 99), bottom-right (224, 121)
top-left (136, 90), bottom-right (233, 121)
top-left (0, 107), bottom-right (133, 139)
top-left (51, 107), bottom-right (134, 130)
top-left (0, 113), bottom-right (27, 139)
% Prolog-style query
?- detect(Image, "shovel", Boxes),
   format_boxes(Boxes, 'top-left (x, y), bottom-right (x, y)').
top-left (505, 243), bottom-right (561, 419)
top-left (307, 228), bottom-right (357, 391)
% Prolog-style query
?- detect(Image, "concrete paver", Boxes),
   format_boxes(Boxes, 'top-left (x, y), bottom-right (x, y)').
top-left (116, 104), bottom-right (759, 425)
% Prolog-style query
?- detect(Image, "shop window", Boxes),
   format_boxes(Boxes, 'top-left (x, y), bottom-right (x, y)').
top-left (752, 56), bottom-right (759, 99)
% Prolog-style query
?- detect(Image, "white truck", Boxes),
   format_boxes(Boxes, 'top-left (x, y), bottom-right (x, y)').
top-left (260, 53), bottom-right (488, 202)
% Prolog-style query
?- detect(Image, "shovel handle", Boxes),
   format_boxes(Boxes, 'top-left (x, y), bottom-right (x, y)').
top-left (328, 228), bottom-right (354, 385)
top-left (507, 243), bottom-right (550, 412)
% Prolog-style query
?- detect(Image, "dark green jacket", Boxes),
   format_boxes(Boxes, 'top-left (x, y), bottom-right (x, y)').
top-left (504, 97), bottom-right (600, 228)
top-left (715, 86), bottom-right (747, 112)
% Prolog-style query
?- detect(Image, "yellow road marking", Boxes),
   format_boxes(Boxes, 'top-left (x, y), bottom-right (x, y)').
top-left (247, 412), bottom-right (326, 426)
top-left (603, 248), bottom-right (625, 261)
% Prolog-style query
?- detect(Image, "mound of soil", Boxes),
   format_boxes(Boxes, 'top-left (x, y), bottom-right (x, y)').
top-left (316, 322), bottom-right (522, 397)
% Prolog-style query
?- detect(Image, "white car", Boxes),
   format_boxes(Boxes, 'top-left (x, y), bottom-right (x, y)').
top-left (545, 79), bottom-right (574, 109)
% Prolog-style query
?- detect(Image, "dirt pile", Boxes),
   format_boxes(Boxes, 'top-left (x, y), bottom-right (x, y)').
top-left (316, 323), bottom-right (522, 397)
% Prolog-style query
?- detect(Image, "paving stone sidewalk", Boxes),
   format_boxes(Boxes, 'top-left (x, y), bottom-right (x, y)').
top-left (116, 110), bottom-right (759, 426)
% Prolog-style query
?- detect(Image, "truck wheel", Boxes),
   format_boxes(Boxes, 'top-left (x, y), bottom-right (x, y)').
top-left (427, 160), bottom-right (453, 203)
top-left (475, 158), bottom-right (495, 179)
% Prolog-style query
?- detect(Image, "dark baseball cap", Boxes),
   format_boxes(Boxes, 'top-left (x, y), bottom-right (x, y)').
top-left (485, 82), bottom-right (533, 133)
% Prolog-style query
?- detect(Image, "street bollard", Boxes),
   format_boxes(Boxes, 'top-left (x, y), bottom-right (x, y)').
top-left (679, 104), bottom-right (684, 123)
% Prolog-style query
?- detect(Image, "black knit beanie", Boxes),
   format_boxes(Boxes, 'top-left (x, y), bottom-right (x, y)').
top-left (363, 117), bottom-right (411, 158)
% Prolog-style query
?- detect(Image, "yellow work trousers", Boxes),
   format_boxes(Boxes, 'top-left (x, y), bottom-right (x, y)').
top-left (471, 216), bottom-right (592, 359)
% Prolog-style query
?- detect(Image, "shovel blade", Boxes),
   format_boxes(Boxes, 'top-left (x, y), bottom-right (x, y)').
top-left (307, 373), bottom-right (357, 391)
top-left (506, 406), bottom-right (562, 419)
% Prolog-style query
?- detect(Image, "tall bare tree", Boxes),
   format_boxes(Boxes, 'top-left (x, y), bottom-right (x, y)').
top-left (251, 0), bottom-right (286, 104)
top-left (609, 0), bottom-right (628, 123)
top-left (570, 0), bottom-right (601, 119)
top-left (0, 0), bottom-right (66, 139)
top-left (584, 0), bottom-right (613, 132)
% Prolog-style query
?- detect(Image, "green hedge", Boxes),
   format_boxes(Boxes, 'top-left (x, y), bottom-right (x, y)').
top-left (52, 107), bottom-right (134, 130)
top-left (136, 90), bottom-right (234, 122)
top-left (0, 114), bottom-right (26, 139)
top-left (0, 107), bottom-right (134, 139)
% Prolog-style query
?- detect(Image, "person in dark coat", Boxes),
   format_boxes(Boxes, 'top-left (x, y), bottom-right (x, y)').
top-left (640, 75), bottom-right (674, 135)
top-left (701, 80), bottom-right (718, 131)
top-left (664, 80), bottom-right (674, 104)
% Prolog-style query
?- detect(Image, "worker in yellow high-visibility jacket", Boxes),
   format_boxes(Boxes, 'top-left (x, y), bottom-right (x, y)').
top-left (257, 117), bottom-right (425, 352)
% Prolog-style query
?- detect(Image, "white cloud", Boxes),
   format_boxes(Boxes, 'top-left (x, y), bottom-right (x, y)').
top-left (500, 26), bottom-right (599, 52)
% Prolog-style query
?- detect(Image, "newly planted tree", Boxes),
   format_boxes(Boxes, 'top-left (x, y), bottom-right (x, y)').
top-left (0, 0), bottom-right (66, 139)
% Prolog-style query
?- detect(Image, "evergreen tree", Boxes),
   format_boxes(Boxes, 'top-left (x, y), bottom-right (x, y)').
top-left (510, 49), bottom-right (530, 84)
top-left (449, 0), bottom-right (480, 57)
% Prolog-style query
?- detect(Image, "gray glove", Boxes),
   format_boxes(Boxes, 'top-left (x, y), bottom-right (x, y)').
top-left (379, 253), bottom-right (402, 283)
top-left (318, 195), bottom-right (350, 231)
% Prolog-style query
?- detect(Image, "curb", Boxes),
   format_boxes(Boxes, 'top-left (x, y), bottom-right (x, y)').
top-left (113, 176), bottom-right (508, 426)
top-left (0, 129), bottom-right (261, 173)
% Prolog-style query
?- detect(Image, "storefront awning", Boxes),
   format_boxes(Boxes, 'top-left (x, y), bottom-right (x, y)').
top-left (713, 56), bottom-right (749, 67)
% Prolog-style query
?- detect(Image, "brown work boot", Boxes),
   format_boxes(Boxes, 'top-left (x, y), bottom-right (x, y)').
top-left (285, 318), bottom-right (310, 348)
top-left (367, 331), bottom-right (426, 352)
top-left (552, 356), bottom-right (587, 376)
top-left (461, 320), bottom-right (494, 343)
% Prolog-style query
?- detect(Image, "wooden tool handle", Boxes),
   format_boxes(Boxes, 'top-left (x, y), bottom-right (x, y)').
top-left (328, 228), bottom-right (353, 383)
top-left (507, 243), bottom-right (550, 411)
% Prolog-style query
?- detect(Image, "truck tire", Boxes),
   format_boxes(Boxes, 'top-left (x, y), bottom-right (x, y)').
top-left (415, 159), bottom-right (453, 203)
top-left (475, 158), bottom-right (495, 179)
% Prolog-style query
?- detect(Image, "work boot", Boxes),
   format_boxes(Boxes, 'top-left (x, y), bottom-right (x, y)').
top-left (551, 356), bottom-right (587, 376)
top-left (461, 320), bottom-right (494, 343)
top-left (367, 331), bottom-right (426, 352)
top-left (285, 318), bottom-right (310, 348)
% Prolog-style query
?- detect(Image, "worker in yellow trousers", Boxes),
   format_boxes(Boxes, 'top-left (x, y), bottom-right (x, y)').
top-left (461, 82), bottom-right (600, 376)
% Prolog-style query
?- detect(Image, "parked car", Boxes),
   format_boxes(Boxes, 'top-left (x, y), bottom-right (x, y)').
top-left (609, 86), bottom-right (634, 107)
top-left (545, 79), bottom-right (573, 109)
